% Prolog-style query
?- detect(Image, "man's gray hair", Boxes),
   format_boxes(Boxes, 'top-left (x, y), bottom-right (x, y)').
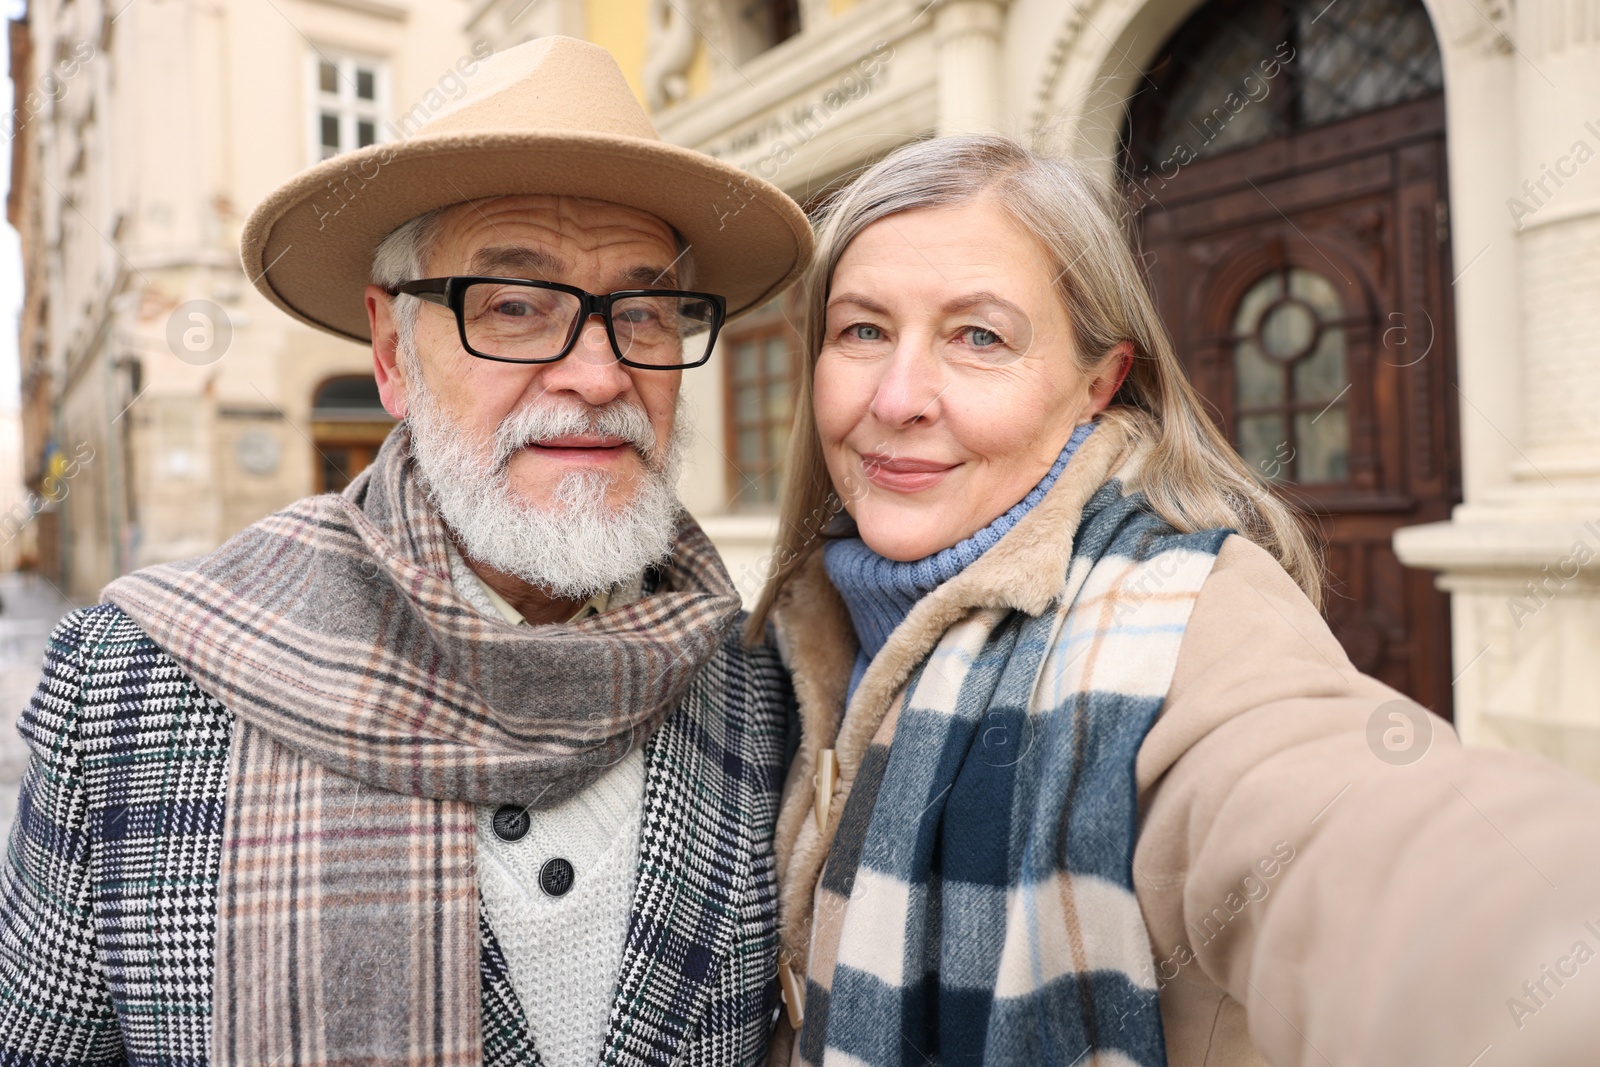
top-left (372, 207), bottom-right (449, 365)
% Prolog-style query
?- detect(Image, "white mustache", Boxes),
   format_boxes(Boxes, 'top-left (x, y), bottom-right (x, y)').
top-left (491, 401), bottom-right (659, 469)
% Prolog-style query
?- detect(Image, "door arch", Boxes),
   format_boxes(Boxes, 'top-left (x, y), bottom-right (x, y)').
top-left (1123, 0), bottom-right (1461, 713)
top-left (311, 375), bottom-right (395, 494)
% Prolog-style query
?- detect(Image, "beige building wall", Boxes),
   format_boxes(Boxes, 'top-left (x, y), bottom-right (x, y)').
top-left (0, 411), bottom-right (27, 574)
top-left (16, 0), bottom-right (477, 594)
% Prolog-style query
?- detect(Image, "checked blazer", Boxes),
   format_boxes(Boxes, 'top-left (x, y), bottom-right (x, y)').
top-left (0, 603), bottom-right (791, 1067)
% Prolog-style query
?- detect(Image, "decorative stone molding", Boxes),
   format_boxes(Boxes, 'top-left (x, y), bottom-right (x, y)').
top-left (305, 0), bottom-right (408, 21)
top-left (644, 0), bottom-right (697, 112)
top-left (1026, 0), bottom-right (1113, 133)
top-left (799, 0), bottom-right (835, 33)
top-left (653, 0), bottom-right (936, 195)
top-left (1397, 518), bottom-right (1600, 780)
top-left (464, 0), bottom-right (584, 50)
top-left (1517, 0), bottom-right (1600, 57)
top-left (1433, 0), bottom-right (1514, 56)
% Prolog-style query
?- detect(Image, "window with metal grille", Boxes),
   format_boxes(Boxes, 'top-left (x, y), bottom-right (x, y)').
top-left (1122, 0), bottom-right (1444, 170)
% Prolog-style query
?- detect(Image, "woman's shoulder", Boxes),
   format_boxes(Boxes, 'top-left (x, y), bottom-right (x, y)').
top-left (1139, 532), bottom-right (1399, 790)
top-left (1180, 533), bottom-right (1348, 675)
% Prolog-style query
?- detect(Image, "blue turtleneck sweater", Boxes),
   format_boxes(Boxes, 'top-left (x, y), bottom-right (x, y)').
top-left (823, 422), bottom-right (1096, 700)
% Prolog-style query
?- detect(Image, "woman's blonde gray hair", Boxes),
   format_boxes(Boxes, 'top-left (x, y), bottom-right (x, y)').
top-left (746, 134), bottom-right (1323, 639)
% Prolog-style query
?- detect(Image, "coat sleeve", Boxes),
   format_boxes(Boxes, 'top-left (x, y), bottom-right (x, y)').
top-left (1135, 535), bottom-right (1600, 1066)
top-left (0, 611), bottom-right (124, 1064)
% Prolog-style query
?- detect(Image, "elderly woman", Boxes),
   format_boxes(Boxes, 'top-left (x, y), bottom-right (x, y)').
top-left (750, 135), bottom-right (1600, 1067)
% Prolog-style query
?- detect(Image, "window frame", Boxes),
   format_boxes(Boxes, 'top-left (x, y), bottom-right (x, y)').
top-left (720, 312), bottom-right (801, 511)
top-left (305, 49), bottom-right (391, 165)
top-left (311, 374), bottom-right (395, 494)
top-left (1228, 265), bottom-right (1360, 486)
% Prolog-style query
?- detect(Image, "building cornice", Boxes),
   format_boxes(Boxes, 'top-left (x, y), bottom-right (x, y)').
top-left (653, 0), bottom-right (928, 150)
top-left (300, 0), bottom-right (408, 23)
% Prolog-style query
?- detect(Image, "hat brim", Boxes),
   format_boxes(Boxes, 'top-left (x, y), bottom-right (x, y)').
top-left (241, 130), bottom-right (813, 344)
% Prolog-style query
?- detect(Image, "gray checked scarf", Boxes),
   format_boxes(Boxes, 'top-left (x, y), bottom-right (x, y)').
top-left (102, 423), bottom-right (742, 1067)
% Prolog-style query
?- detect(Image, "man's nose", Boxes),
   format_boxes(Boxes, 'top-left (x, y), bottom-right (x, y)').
top-left (539, 315), bottom-right (633, 404)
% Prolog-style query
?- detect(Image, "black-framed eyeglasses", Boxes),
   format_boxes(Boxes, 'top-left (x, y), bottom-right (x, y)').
top-left (388, 276), bottom-right (727, 369)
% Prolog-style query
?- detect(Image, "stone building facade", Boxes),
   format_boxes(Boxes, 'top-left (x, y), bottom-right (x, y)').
top-left (11, 0), bottom-right (1600, 777)
top-left (8, 0), bottom-right (475, 594)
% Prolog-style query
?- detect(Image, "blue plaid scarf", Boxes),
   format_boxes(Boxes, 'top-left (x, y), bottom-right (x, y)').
top-left (798, 447), bottom-right (1229, 1067)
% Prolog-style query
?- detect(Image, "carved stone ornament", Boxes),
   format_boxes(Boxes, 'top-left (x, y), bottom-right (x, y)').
top-left (236, 430), bottom-right (281, 476)
top-left (644, 0), bottom-right (698, 112)
top-left (1436, 0), bottom-right (1514, 56)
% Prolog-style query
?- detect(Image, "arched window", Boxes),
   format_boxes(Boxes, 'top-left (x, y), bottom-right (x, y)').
top-left (1231, 266), bottom-right (1352, 483)
top-left (311, 375), bottom-right (394, 494)
top-left (1123, 0), bottom-right (1444, 170)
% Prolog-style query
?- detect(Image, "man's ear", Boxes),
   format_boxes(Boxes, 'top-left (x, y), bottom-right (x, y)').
top-left (1084, 341), bottom-right (1135, 417)
top-left (367, 285), bottom-right (410, 419)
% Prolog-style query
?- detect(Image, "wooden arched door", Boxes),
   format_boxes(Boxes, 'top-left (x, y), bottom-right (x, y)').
top-left (312, 376), bottom-right (395, 494)
top-left (1124, 0), bottom-right (1460, 714)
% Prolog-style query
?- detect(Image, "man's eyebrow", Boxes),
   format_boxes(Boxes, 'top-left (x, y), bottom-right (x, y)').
top-left (465, 251), bottom-right (679, 290)
top-left (616, 264), bottom-right (679, 289)
top-left (468, 246), bottom-right (564, 278)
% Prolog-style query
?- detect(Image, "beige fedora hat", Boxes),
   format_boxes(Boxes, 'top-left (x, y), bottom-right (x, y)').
top-left (241, 36), bottom-right (812, 344)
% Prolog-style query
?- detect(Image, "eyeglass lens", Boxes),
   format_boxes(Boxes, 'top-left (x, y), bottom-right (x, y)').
top-left (462, 282), bottom-right (716, 365)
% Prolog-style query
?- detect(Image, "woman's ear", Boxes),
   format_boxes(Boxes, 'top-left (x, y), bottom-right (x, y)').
top-left (1085, 341), bottom-right (1135, 417)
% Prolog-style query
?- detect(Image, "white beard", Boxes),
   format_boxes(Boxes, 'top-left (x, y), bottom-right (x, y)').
top-left (403, 356), bottom-right (689, 601)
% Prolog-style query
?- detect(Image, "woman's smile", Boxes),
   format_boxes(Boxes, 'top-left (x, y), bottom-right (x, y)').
top-left (857, 451), bottom-right (958, 493)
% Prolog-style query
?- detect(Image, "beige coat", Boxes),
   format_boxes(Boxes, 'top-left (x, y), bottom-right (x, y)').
top-left (771, 423), bottom-right (1600, 1066)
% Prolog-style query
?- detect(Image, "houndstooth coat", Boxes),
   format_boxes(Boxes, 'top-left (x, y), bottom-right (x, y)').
top-left (0, 603), bottom-right (792, 1067)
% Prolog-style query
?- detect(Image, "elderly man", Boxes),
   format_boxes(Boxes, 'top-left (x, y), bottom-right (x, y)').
top-left (0, 37), bottom-right (810, 1067)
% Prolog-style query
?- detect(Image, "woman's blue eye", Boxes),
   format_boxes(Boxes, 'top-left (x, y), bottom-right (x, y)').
top-left (849, 324), bottom-right (884, 341)
top-left (967, 327), bottom-right (1003, 347)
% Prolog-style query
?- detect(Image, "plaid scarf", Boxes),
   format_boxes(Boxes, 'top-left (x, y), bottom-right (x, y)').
top-left (102, 423), bottom-right (742, 1067)
top-left (799, 449), bottom-right (1229, 1067)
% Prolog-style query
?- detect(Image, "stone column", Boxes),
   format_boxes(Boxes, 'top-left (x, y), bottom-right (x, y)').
top-left (934, 0), bottom-right (1006, 134)
top-left (1395, 0), bottom-right (1600, 780)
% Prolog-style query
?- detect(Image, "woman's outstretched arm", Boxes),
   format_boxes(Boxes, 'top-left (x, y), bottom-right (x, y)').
top-left (1138, 535), bottom-right (1600, 1066)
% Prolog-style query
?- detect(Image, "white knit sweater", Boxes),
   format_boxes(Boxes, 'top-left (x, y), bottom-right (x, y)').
top-left (447, 542), bottom-right (647, 1067)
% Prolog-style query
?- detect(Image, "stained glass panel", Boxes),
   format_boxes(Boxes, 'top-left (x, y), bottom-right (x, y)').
top-left (1238, 414), bottom-right (1289, 476)
top-left (1295, 408), bottom-right (1350, 483)
top-left (1260, 301), bottom-right (1317, 360)
top-left (1292, 330), bottom-right (1347, 402)
top-left (1236, 339), bottom-right (1284, 406)
top-left (1297, 0), bottom-right (1443, 126)
top-left (1231, 266), bottom-right (1351, 483)
top-left (1124, 0), bottom-right (1444, 169)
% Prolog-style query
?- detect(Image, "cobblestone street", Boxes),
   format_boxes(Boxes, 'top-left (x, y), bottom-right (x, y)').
top-left (0, 573), bottom-right (86, 845)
